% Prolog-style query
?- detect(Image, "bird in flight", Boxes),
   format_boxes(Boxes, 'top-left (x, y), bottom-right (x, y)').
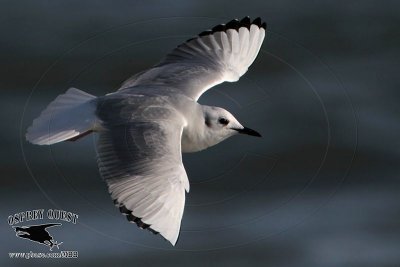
top-left (26, 16), bottom-right (266, 245)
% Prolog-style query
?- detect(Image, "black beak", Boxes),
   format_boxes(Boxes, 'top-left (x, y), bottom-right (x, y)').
top-left (234, 127), bottom-right (262, 137)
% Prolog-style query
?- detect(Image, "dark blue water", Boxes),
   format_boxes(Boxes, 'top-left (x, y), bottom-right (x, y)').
top-left (1, 1), bottom-right (399, 266)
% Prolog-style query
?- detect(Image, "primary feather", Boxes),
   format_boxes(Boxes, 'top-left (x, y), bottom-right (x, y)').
top-left (26, 17), bottom-right (266, 246)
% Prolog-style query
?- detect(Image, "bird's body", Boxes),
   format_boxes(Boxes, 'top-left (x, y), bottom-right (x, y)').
top-left (26, 17), bottom-right (266, 245)
top-left (100, 90), bottom-right (207, 152)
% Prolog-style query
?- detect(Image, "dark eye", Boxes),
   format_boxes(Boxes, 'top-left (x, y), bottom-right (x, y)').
top-left (218, 118), bottom-right (229, 125)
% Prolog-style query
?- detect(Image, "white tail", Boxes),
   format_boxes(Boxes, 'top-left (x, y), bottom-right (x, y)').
top-left (26, 88), bottom-right (97, 145)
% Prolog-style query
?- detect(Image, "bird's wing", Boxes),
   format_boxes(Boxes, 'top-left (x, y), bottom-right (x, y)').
top-left (119, 17), bottom-right (266, 101)
top-left (96, 96), bottom-right (189, 246)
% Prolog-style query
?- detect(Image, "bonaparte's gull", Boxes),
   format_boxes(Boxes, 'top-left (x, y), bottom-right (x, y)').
top-left (26, 16), bottom-right (266, 245)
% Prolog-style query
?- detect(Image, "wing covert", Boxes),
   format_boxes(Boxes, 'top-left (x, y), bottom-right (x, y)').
top-left (119, 17), bottom-right (266, 101)
top-left (96, 96), bottom-right (189, 245)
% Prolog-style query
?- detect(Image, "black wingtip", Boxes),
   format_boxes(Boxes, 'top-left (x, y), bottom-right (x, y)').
top-left (220, 16), bottom-right (266, 32)
top-left (225, 19), bottom-right (241, 30)
top-left (212, 24), bottom-right (226, 32)
top-left (185, 17), bottom-right (267, 44)
top-left (185, 37), bottom-right (196, 42)
top-left (119, 205), bottom-right (130, 214)
top-left (261, 22), bottom-right (267, 29)
top-left (252, 17), bottom-right (262, 27)
top-left (240, 16), bottom-right (250, 22)
top-left (240, 16), bottom-right (251, 29)
top-left (115, 200), bottom-right (160, 236)
top-left (199, 30), bottom-right (213, 37)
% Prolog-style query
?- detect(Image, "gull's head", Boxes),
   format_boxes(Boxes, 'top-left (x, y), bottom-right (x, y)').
top-left (202, 106), bottom-right (261, 145)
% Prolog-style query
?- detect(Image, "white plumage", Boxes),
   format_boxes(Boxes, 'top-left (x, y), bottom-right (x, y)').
top-left (26, 17), bottom-right (266, 246)
top-left (26, 88), bottom-right (96, 145)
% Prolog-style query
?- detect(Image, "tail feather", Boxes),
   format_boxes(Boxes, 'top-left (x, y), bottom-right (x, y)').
top-left (26, 88), bottom-right (97, 145)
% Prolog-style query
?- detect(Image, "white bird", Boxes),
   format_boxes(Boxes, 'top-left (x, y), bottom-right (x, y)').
top-left (26, 16), bottom-right (266, 246)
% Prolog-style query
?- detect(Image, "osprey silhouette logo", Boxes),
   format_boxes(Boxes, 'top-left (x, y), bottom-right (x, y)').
top-left (8, 209), bottom-right (78, 251)
top-left (13, 223), bottom-right (63, 250)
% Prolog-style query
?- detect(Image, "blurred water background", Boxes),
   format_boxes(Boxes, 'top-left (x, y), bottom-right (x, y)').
top-left (1, 1), bottom-right (399, 266)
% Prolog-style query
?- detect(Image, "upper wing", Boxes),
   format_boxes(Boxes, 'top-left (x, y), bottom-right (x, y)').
top-left (119, 17), bottom-right (266, 101)
top-left (96, 96), bottom-right (189, 245)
